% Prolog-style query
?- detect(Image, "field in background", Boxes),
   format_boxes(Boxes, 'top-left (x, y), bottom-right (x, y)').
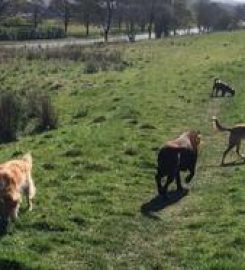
top-left (0, 31), bottom-right (244, 269)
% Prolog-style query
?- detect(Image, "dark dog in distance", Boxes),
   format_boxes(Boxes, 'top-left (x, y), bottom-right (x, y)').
top-left (211, 78), bottom-right (235, 97)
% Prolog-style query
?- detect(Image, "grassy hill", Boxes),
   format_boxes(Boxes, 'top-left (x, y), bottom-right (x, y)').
top-left (0, 31), bottom-right (244, 270)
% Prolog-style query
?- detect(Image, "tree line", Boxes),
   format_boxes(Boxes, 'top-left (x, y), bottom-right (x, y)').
top-left (0, 0), bottom-right (245, 41)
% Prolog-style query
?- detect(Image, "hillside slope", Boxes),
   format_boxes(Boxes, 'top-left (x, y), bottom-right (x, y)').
top-left (0, 31), bottom-right (244, 270)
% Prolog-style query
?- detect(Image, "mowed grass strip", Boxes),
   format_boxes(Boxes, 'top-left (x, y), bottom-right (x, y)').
top-left (0, 31), bottom-right (244, 270)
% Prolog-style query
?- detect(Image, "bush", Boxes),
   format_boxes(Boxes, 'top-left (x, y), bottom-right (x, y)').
top-left (0, 90), bottom-right (58, 143)
top-left (0, 92), bottom-right (23, 142)
top-left (0, 26), bottom-right (65, 41)
top-left (2, 16), bottom-right (27, 27)
top-left (25, 91), bottom-right (58, 133)
top-left (23, 45), bottom-right (128, 73)
top-left (84, 61), bottom-right (99, 74)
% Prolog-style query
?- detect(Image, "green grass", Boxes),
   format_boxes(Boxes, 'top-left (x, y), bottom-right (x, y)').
top-left (0, 31), bottom-right (245, 270)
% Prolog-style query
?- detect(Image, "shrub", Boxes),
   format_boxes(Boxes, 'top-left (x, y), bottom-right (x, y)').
top-left (84, 61), bottom-right (98, 74)
top-left (0, 26), bottom-right (65, 41)
top-left (0, 92), bottom-right (24, 142)
top-left (25, 91), bottom-right (58, 133)
top-left (0, 90), bottom-right (58, 142)
top-left (23, 45), bottom-right (128, 73)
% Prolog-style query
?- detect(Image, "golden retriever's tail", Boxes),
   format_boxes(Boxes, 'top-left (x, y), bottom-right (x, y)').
top-left (212, 116), bottom-right (231, 132)
top-left (22, 152), bottom-right (32, 168)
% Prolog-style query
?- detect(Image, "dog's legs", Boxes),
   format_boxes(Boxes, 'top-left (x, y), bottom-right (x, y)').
top-left (186, 169), bottom-right (195, 183)
top-left (26, 173), bottom-right (36, 211)
top-left (14, 203), bottom-right (20, 219)
top-left (176, 171), bottom-right (183, 191)
top-left (186, 160), bottom-right (196, 183)
top-left (162, 176), bottom-right (174, 194)
top-left (236, 141), bottom-right (245, 159)
top-left (11, 202), bottom-right (20, 221)
top-left (155, 172), bottom-right (163, 195)
top-left (221, 143), bottom-right (235, 165)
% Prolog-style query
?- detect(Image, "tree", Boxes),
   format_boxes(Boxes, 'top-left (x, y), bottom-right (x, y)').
top-left (194, 0), bottom-right (236, 32)
top-left (154, 1), bottom-right (173, 38)
top-left (74, 0), bottom-right (99, 36)
top-left (117, 0), bottom-right (141, 41)
top-left (236, 4), bottom-right (245, 21)
top-left (25, 0), bottom-right (45, 29)
top-left (0, 0), bottom-right (11, 19)
top-left (49, 0), bottom-right (74, 33)
top-left (172, 0), bottom-right (193, 34)
top-left (98, 0), bottom-right (117, 42)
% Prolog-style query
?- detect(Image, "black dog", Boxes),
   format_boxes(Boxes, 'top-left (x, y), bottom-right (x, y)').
top-left (155, 131), bottom-right (200, 195)
top-left (212, 78), bottom-right (235, 97)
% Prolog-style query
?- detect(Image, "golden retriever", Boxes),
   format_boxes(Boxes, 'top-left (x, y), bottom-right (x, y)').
top-left (0, 153), bottom-right (35, 221)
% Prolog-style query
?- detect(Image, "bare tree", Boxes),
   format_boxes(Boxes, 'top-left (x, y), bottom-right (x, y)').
top-left (194, 0), bottom-right (235, 32)
top-left (172, 0), bottom-right (193, 35)
top-left (147, 0), bottom-right (156, 39)
top-left (49, 0), bottom-right (74, 33)
top-left (154, 1), bottom-right (173, 38)
top-left (99, 0), bottom-right (116, 42)
top-left (236, 4), bottom-right (245, 21)
top-left (24, 0), bottom-right (45, 29)
top-left (0, 0), bottom-right (11, 19)
top-left (74, 0), bottom-right (99, 36)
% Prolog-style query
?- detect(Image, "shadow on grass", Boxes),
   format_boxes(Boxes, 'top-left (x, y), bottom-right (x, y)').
top-left (0, 217), bottom-right (9, 237)
top-left (205, 159), bottom-right (245, 168)
top-left (141, 189), bottom-right (189, 219)
top-left (221, 160), bottom-right (245, 167)
top-left (0, 259), bottom-right (33, 270)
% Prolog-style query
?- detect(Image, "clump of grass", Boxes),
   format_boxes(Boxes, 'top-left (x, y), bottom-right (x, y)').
top-left (139, 123), bottom-right (156, 130)
top-left (124, 146), bottom-right (138, 156)
top-left (42, 163), bottom-right (57, 170)
top-left (73, 107), bottom-right (88, 119)
top-left (84, 61), bottom-right (98, 74)
top-left (64, 148), bottom-right (83, 157)
top-left (24, 45), bottom-right (129, 73)
top-left (93, 116), bottom-right (106, 123)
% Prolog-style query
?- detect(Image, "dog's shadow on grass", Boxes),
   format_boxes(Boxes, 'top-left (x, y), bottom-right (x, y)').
top-left (205, 159), bottom-right (245, 168)
top-left (141, 189), bottom-right (189, 219)
top-left (0, 258), bottom-right (32, 270)
top-left (0, 217), bottom-right (9, 238)
top-left (221, 160), bottom-right (245, 167)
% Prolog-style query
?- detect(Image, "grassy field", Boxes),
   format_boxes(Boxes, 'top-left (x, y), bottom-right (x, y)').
top-left (0, 31), bottom-right (244, 270)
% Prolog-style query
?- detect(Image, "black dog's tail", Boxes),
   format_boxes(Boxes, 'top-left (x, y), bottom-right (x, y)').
top-left (212, 116), bottom-right (232, 132)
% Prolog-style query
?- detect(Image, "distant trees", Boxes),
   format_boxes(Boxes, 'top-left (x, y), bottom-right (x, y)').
top-left (49, 0), bottom-right (74, 33)
top-left (173, 0), bottom-right (193, 34)
top-left (236, 4), bottom-right (245, 21)
top-left (194, 0), bottom-right (237, 32)
top-left (24, 0), bottom-right (46, 29)
top-left (74, 0), bottom-right (100, 36)
top-left (0, 0), bottom-right (11, 18)
top-left (0, 0), bottom-right (243, 40)
top-left (99, 0), bottom-right (117, 42)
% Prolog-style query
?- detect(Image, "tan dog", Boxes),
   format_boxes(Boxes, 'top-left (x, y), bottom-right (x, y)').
top-left (212, 116), bottom-right (245, 165)
top-left (0, 153), bottom-right (35, 221)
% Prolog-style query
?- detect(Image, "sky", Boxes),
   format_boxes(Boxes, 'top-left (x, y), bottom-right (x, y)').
top-left (215, 0), bottom-right (245, 2)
